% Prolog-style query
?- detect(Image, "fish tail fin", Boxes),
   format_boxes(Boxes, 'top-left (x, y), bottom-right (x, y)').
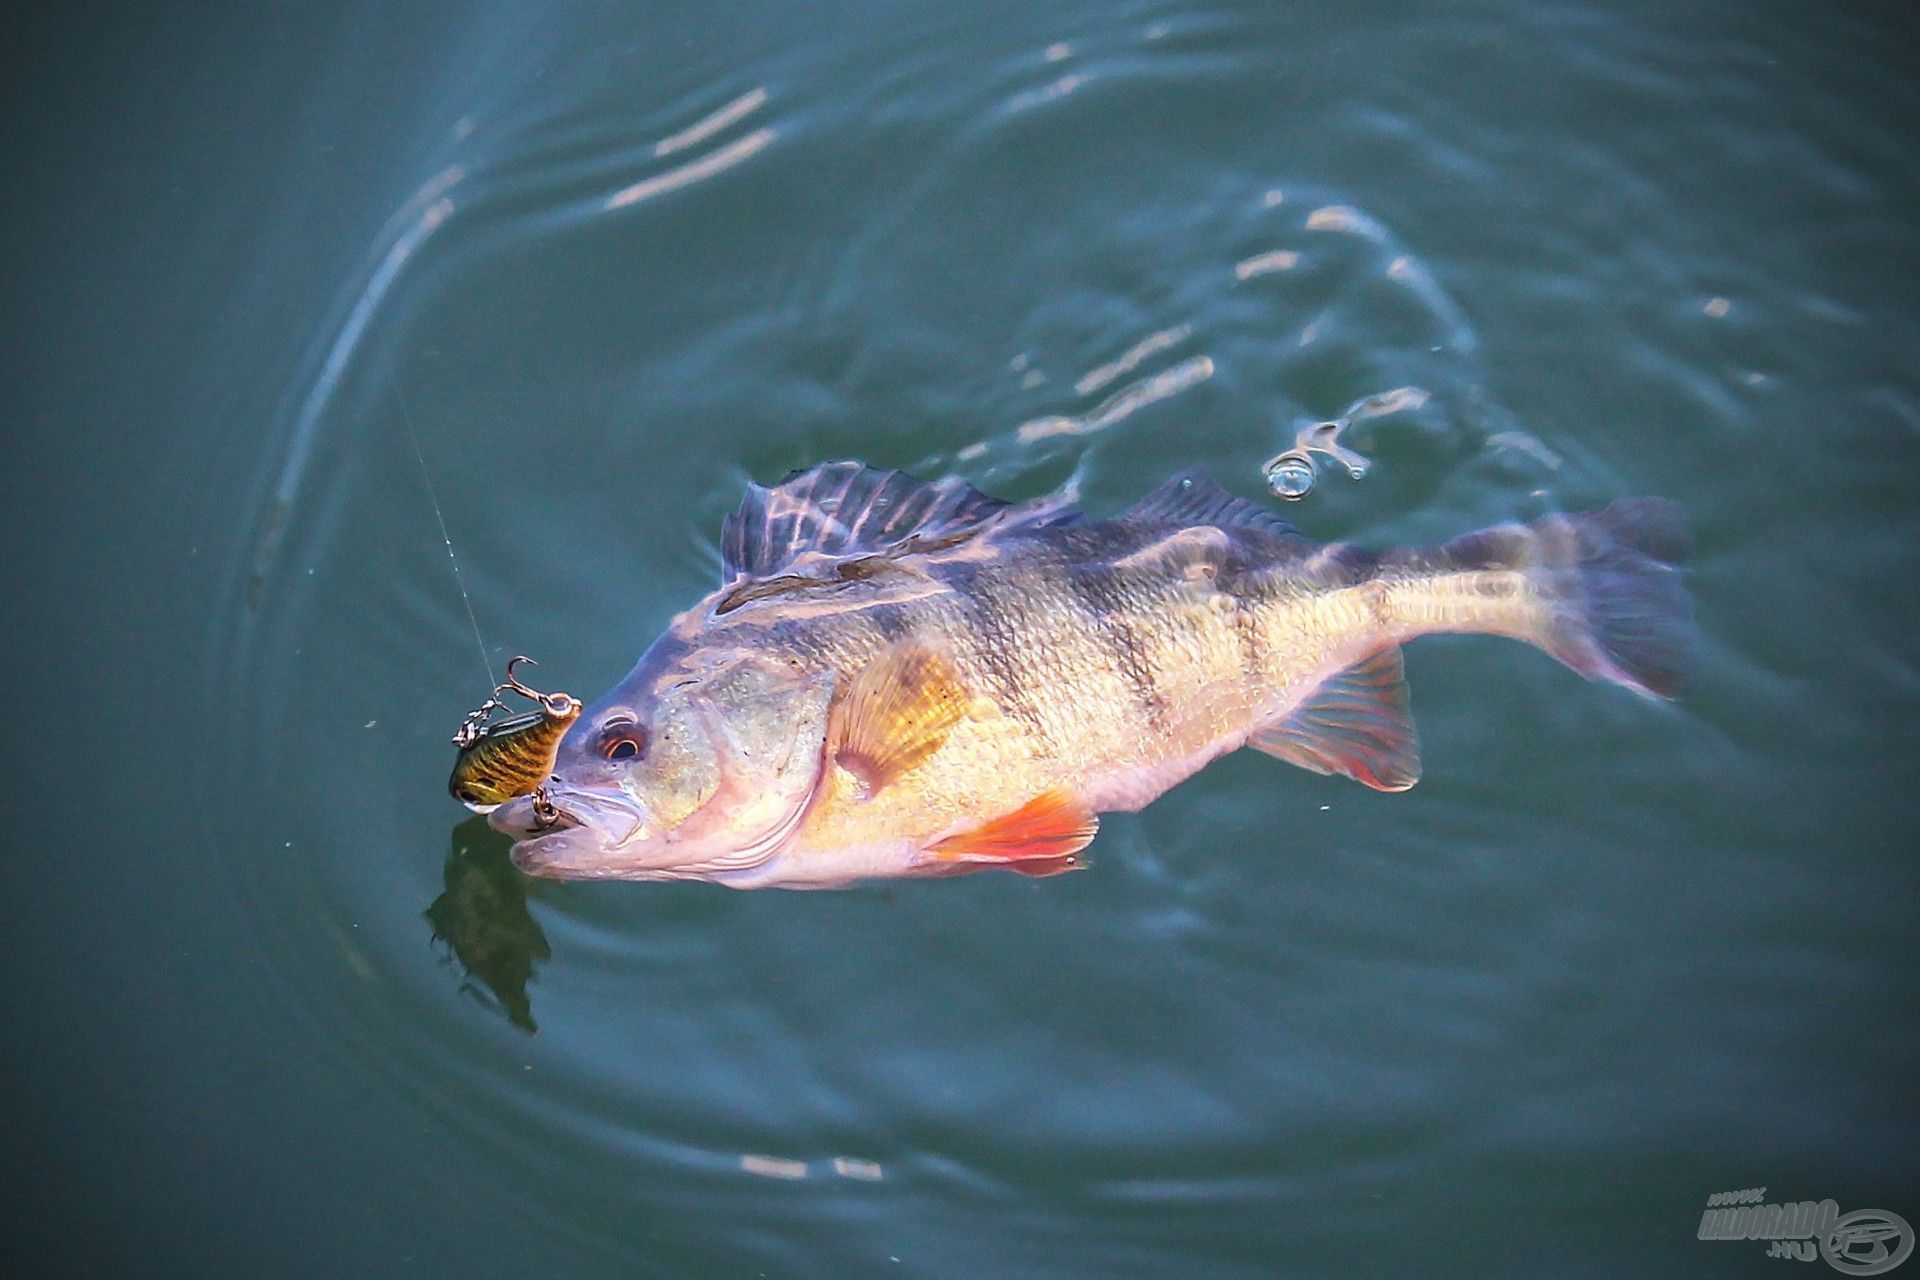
top-left (1393, 499), bottom-right (1696, 698)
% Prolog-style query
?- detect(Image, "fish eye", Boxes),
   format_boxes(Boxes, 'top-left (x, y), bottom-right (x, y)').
top-left (600, 718), bottom-right (647, 761)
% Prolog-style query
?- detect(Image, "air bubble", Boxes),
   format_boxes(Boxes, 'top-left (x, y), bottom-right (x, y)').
top-left (1262, 418), bottom-right (1370, 500)
top-left (1263, 452), bottom-right (1317, 500)
top-left (1256, 390), bottom-right (1422, 499)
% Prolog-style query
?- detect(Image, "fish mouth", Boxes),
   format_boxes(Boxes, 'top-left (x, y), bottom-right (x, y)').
top-left (490, 785), bottom-right (649, 879)
top-left (505, 822), bottom-right (624, 879)
top-left (488, 768), bottom-right (821, 883)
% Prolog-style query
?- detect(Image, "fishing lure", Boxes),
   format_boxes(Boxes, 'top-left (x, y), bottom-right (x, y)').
top-left (449, 657), bottom-right (581, 814)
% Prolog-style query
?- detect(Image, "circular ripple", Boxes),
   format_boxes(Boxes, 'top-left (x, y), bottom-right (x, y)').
top-left (206, 12), bottom-right (1698, 1270)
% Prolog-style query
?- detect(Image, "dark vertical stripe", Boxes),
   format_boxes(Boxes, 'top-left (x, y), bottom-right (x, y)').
top-left (1108, 613), bottom-right (1170, 733)
top-left (1234, 598), bottom-right (1266, 687)
top-left (963, 582), bottom-right (1044, 733)
top-left (870, 601), bottom-right (912, 645)
top-left (1066, 565), bottom-right (1169, 733)
top-left (1221, 558), bottom-right (1273, 688)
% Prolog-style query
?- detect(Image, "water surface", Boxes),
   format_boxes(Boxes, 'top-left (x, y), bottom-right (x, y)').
top-left (7, 2), bottom-right (1917, 1276)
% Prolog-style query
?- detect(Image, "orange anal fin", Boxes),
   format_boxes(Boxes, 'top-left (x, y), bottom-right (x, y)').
top-left (929, 790), bottom-right (1098, 869)
top-left (1247, 645), bottom-right (1421, 792)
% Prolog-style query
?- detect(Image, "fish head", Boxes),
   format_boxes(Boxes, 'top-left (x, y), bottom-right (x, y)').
top-left (490, 638), bottom-right (833, 880)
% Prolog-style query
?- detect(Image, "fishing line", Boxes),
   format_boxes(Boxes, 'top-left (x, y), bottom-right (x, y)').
top-left (387, 352), bottom-right (498, 690)
top-left (266, 0), bottom-right (495, 691)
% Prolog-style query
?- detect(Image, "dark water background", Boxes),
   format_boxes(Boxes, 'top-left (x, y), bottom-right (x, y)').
top-left (6, 2), bottom-right (1918, 1276)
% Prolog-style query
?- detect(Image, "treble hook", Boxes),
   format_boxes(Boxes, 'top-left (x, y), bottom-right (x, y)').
top-left (502, 655), bottom-right (579, 719)
top-left (451, 653), bottom-right (580, 757)
top-left (531, 784), bottom-right (563, 829)
top-left (452, 691), bottom-right (509, 748)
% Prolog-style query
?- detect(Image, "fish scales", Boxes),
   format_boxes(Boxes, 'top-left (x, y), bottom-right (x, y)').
top-left (488, 465), bottom-right (1692, 887)
top-left (722, 527), bottom-right (1335, 862)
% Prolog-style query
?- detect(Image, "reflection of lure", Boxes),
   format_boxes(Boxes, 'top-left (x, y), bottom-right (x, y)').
top-left (449, 657), bottom-right (581, 813)
top-left (425, 821), bottom-right (550, 1032)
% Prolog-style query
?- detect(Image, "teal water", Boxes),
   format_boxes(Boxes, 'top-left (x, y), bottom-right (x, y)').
top-left (6, 2), bottom-right (1917, 1276)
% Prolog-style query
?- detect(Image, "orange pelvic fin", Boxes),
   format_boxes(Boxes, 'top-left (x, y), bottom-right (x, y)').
top-left (930, 789), bottom-right (1099, 871)
top-left (830, 642), bottom-right (972, 795)
top-left (1247, 645), bottom-right (1421, 792)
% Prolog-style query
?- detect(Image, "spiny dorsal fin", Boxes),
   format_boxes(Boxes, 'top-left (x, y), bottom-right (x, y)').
top-left (1247, 646), bottom-right (1421, 791)
top-left (929, 789), bottom-right (1098, 868)
top-left (1120, 469), bottom-right (1303, 538)
top-left (721, 462), bottom-right (1010, 581)
top-left (830, 642), bottom-right (975, 795)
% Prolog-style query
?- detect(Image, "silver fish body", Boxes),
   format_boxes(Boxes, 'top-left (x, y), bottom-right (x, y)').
top-left (490, 464), bottom-right (1691, 887)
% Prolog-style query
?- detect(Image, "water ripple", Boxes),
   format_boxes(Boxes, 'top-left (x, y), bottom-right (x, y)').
top-left (191, 5), bottom-right (1868, 1273)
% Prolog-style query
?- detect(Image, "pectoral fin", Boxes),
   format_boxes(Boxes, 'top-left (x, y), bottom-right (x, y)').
top-left (830, 643), bottom-right (972, 794)
top-left (929, 789), bottom-right (1098, 871)
top-left (1248, 646), bottom-right (1421, 791)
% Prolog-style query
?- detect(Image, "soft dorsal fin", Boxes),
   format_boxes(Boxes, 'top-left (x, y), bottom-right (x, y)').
top-left (1247, 646), bottom-right (1421, 791)
top-left (829, 642), bottom-right (976, 795)
top-left (1120, 469), bottom-right (1302, 537)
top-left (721, 462), bottom-right (1010, 580)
